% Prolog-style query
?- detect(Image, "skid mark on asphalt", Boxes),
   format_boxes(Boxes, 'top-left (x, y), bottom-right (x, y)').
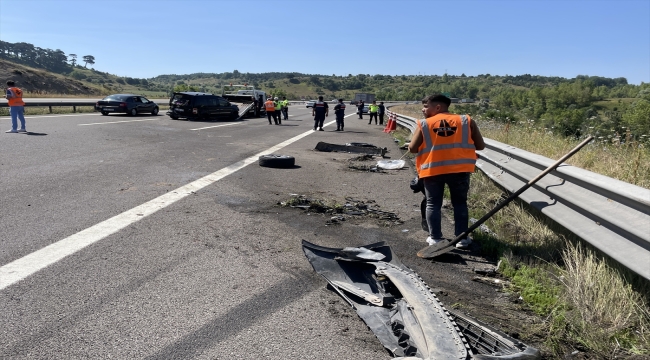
top-left (0, 119), bottom-right (336, 291)
top-left (189, 122), bottom-right (241, 131)
top-left (78, 118), bottom-right (162, 126)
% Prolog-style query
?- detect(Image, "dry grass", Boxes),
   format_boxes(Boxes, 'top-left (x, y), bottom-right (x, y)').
top-left (558, 242), bottom-right (650, 356)
top-left (0, 105), bottom-right (170, 117)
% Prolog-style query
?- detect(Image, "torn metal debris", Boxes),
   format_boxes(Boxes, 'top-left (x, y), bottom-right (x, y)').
top-left (315, 141), bottom-right (387, 156)
top-left (302, 240), bottom-right (541, 360)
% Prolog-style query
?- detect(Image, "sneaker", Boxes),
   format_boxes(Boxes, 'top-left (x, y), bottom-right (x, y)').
top-left (18, 129), bottom-right (27, 133)
top-left (5, 129), bottom-right (18, 133)
top-left (426, 236), bottom-right (444, 245)
top-left (455, 237), bottom-right (473, 249)
top-left (318, 127), bottom-right (324, 131)
top-left (313, 127), bottom-right (317, 131)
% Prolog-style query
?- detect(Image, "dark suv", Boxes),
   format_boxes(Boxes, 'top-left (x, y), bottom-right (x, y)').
top-left (167, 92), bottom-right (239, 120)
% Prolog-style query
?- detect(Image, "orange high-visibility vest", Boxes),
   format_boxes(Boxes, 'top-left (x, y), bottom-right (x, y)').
top-left (7, 87), bottom-right (25, 106)
top-left (415, 113), bottom-right (477, 178)
top-left (264, 100), bottom-right (275, 112)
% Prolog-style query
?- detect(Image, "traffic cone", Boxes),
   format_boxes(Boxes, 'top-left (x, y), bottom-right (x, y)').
top-left (388, 114), bottom-right (397, 133)
top-left (383, 113), bottom-right (394, 133)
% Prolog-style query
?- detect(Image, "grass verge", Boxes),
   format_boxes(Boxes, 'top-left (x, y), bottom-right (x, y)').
top-left (0, 106), bottom-right (171, 117)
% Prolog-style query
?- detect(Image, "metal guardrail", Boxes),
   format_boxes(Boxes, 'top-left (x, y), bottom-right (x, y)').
top-left (387, 108), bottom-right (650, 281)
top-left (0, 101), bottom-right (170, 113)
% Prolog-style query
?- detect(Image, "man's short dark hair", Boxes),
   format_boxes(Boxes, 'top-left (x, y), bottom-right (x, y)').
top-left (318, 95), bottom-right (324, 100)
top-left (7, 80), bottom-right (15, 86)
top-left (422, 94), bottom-right (451, 107)
top-left (338, 98), bottom-right (344, 102)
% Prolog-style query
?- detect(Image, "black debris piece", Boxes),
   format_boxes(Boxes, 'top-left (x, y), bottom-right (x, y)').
top-left (315, 141), bottom-right (386, 156)
top-left (302, 240), bottom-right (541, 360)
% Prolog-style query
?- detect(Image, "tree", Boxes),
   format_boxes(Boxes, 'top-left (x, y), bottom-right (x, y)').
top-left (82, 55), bottom-right (95, 68)
top-left (68, 54), bottom-right (77, 67)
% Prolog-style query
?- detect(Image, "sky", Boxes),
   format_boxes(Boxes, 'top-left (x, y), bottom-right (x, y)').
top-left (1, 0), bottom-right (649, 84)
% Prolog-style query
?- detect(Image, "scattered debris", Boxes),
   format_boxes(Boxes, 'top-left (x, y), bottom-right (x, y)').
top-left (315, 141), bottom-right (386, 156)
top-left (279, 196), bottom-right (402, 226)
top-left (473, 267), bottom-right (497, 276)
top-left (302, 240), bottom-right (540, 359)
top-left (472, 276), bottom-right (511, 287)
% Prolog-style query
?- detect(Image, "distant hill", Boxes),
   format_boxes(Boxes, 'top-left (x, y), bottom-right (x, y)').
top-left (0, 59), bottom-right (101, 96)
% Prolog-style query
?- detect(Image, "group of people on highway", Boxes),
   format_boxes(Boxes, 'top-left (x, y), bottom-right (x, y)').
top-left (264, 96), bottom-right (289, 125)
top-left (356, 100), bottom-right (386, 125)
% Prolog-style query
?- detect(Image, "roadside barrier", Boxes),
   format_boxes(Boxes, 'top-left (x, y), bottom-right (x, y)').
top-left (387, 106), bottom-right (650, 281)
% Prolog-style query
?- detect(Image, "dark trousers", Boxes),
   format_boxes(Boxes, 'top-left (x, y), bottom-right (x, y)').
top-left (267, 111), bottom-right (277, 124)
top-left (282, 107), bottom-right (288, 120)
top-left (314, 115), bottom-right (325, 129)
top-left (358, 109), bottom-right (363, 119)
top-left (368, 113), bottom-right (378, 124)
top-left (275, 110), bottom-right (282, 124)
top-left (422, 173), bottom-right (470, 239)
top-left (379, 113), bottom-right (384, 125)
top-left (336, 115), bottom-right (344, 130)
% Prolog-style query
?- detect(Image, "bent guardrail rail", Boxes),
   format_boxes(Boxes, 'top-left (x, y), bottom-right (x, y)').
top-left (387, 107), bottom-right (650, 281)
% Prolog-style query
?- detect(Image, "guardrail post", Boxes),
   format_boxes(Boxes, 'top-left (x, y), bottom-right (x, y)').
top-left (73, 106), bottom-right (76, 113)
top-left (49, 106), bottom-right (52, 114)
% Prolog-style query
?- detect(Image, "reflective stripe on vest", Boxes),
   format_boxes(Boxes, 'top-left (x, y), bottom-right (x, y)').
top-left (7, 87), bottom-right (25, 106)
top-left (415, 114), bottom-right (476, 177)
top-left (265, 101), bottom-right (275, 111)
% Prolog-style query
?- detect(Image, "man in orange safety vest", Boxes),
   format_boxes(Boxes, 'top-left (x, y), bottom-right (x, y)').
top-left (5, 80), bottom-right (26, 133)
top-left (264, 97), bottom-right (277, 125)
top-left (408, 94), bottom-right (485, 249)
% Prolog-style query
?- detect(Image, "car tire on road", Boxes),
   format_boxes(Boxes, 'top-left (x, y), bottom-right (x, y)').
top-left (152, 107), bottom-right (159, 115)
top-left (130, 108), bottom-right (137, 116)
top-left (101, 111), bottom-right (109, 116)
top-left (169, 115), bottom-right (178, 120)
top-left (258, 154), bottom-right (295, 168)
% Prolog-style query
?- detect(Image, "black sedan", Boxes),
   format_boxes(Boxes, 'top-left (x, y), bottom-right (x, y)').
top-left (95, 94), bottom-right (159, 116)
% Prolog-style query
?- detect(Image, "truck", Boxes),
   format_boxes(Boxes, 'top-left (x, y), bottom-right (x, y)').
top-left (221, 84), bottom-right (267, 118)
top-left (350, 93), bottom-right (375, 105)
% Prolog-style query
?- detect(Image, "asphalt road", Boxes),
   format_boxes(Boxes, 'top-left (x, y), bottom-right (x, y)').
top-left (0, 105), bottom-right (429, 359)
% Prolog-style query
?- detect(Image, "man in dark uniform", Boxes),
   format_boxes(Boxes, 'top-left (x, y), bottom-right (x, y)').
top-left (357, 100), bottom-right (364, 119)
top-left (312, 95), bottom-right (328, 131)
top-left (378, 101), bottom-right (386, 125)
top-left (334, 98), bottom-right (346, 131)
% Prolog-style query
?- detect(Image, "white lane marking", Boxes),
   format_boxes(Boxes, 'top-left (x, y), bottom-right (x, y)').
top-left (189, 122), bottom-right (241, 131)
top-left (0, 124), bottom-right (330, 291)
top-left (78, 118), bottom-right (161, 126)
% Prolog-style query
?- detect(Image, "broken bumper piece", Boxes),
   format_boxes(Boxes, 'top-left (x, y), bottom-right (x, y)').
top-left (301, 240), bottom-right (541, 360)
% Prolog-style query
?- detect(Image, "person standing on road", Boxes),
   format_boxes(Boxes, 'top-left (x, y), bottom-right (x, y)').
top-left (408, 94), bottom-right (485, 249)
top-left (357, 100), bottom-right (364, 119)
top-left (312, 95), bottom-right (328, 131)
top-left (265, 97), bottom-right (277, 125)
top-left (5, 80), bottom-right (26, 133)
top-left (368, 100), bottom-right (379, 125)
top-left (274, 97), bottom-right (283, 125)
top-left (281, 97), bottom-right (289, 120)
top-left (378, 101), bottom-right (386, 125)
top-left (334, 98), bottom-right (346, 131)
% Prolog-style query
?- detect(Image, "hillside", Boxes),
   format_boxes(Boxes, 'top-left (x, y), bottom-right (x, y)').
top-left (0, 59), bottom-right (101, 96)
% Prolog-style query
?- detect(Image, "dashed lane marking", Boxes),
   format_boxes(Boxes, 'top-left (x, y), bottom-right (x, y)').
top-left (78, 118), bottom-right (161, 126)
top-left (189, 122), bottom-right (241, 131)
top-left (0, 119), bottom-right (337, 291)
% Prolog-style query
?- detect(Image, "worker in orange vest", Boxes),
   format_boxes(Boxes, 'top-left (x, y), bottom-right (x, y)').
top-left (5, 80), bottom-right (26, 133)
top-left (264, 97), bottom-right (276, 125)
top-left (408, 94), bottom-right (485, 249)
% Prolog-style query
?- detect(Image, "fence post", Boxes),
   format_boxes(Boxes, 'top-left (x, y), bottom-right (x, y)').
top-left (49, 106), bottom-right (52, 113)
top-left (73, 106), bottom-right (76, 113)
